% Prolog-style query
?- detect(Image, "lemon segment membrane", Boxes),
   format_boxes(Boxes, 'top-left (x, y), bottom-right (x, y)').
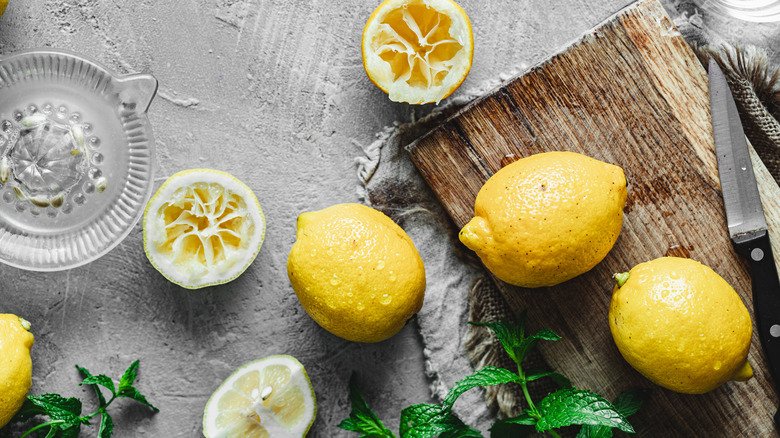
top-left (143, 169), bottom-right (265, 289)
top-left (203, 355), bottom-right (316, 438)
top-left (362, 0), bottom-right (473, 104)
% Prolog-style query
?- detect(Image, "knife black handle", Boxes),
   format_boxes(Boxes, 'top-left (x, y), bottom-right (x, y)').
top-left (733, 229), bottom-right (780, 425)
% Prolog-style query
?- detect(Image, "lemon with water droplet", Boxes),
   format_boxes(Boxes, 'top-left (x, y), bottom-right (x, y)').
top-left (287, 203), bottom-right (425, 343)
top-left (459, 151), bottom-right (627, 287)
top-left (609, 257), bottom-right (753, 394)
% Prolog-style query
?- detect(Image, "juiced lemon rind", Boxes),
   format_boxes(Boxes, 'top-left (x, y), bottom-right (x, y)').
top-left (362, 0), bottom-right (473, 104)
top-left (143, 169), bottom-right (266, 290)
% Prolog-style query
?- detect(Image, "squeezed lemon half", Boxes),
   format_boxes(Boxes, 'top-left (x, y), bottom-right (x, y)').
top-left (202, 355), bottom-right (317, 438)
top-left (143, 169), bottom-right (266, 289)
top-left (362, 0), bottom-right (473, 104)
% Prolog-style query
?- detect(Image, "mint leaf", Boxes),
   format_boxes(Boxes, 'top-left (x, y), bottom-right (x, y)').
top-left (117, 386), bottom-right (159, 412)
top-left (535, 389), bottom-right (632, 433)
top-left (98, 412), bottom-right (114, 438)
top-left (80, 374), bottom-right (117, 403)
top-left (337, 374), bottom-right (396, 438)
top-left (27, 394), bottom-right (83, 426)
top-left (524, 368), bottom-right (572, 388)
top-left (442, 367), bottom-right (520, 411)
top-left (76, 365), bottom-right (108, 407)
top-left (60, 424), bottom-right (82, 438)
top-left (80, 375), bottom-right (116, 395)
top-left (399, 403), bottom-right (481, 438)
top-left (577, 389), bottom-right (650, 438)
top-left (576, 424), bottom-right (612, 438)
top-left (113, 360), bottom-right (157, 412)
top-left (10, 398), bottom-right (46, 423)
top-left (469, 317), bottom-right (524, 362)
top-left (512, 329), bottom-right (561, 364)
top-left (613, 388), bottom-right (650, 417)
top-left (119, 360), bottom-right (139, 389)
top-left (489, 413), bottom-right (537, 438)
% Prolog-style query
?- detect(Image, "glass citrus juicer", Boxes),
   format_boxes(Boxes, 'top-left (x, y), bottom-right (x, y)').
top-left (0, 49), bottom-right (157, 271)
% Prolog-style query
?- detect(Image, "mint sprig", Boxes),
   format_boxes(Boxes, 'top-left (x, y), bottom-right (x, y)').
top-left (11, 360), bottom-right (158, 438)
top-left (339, 312), bottom-right (648, 437)
top-left (338, 374), bottom-right (396, 438)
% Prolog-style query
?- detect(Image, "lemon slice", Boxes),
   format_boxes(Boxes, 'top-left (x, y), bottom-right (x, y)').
top-left (143, 169), bottom-right (265, 289)
top-left (362, 0), bottom-right (473, 104)
top-left (203, 355), bottom-right (317, 438)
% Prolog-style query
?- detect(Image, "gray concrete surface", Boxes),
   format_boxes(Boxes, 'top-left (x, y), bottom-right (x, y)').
top-left (0, 0), bottom-right (776, 437)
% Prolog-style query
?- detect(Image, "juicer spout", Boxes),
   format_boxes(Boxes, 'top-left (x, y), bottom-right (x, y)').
top-left (116, 74), bottom-right (159, 114)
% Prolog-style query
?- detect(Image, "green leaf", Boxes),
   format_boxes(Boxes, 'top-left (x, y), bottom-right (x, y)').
top-left (98, 412), bottom-right (114, 438)
top-left (442, 367), bottom-right (520, 411)
top-left (80, 375), bottom-right (117, 401)
top-left (576, 389), bottom-right (650, 438)
top-left (117, 386), bottom-right (159, 412)
top-left (10, 398), bottom-right (46, 423)
top-left (26, 394), bottom-right (83, 427)
top-left (337, 374), bottom-right (396, 438)
top-left (399, 403), bottom-right (481, 438)
top-left (535, 389), bottom-right (632, 433)
top-left (612, 388), bottom-right (651, 418)
top-left (76, 364), bottom-right (108, 407)
top-left (576, 424), bottom-right (613, 438)
top-left (512, 329), bottom-right (561, 364)
top-left (469, 317), bottom-right (524, 363)
top-left (119, 360), bottom-right (140, 389)
top-left (60, 424), bottom-right (82, 438)
top-left (524, 368), bottom-right (572, 388)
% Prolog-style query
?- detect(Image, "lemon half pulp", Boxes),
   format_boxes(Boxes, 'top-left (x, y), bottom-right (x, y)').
top-left (202, 355), bottom-right (317, 438)
top-left (362, 0), bottom-right (473, 104)
top-left (143, 169), bottom-right (266, 289)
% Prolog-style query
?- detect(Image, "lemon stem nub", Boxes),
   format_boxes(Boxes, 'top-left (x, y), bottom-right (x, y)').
top-left (18, 317), bottom-right (31, 331)
top-left (614, 272), bottom-right (630, 288)
top-left (732, 360), bottom-right (753, 382)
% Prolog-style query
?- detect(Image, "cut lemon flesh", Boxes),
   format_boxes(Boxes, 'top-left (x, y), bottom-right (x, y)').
top-left (143, 169), bottom-right (265, 289)
top-left (362, 0), bottom-right (473, 104)
top-left (203, 355), bottom-right (317, 438)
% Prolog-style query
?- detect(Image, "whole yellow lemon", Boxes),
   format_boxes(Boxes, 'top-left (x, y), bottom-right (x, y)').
top-left (459, 151), bottom-right (627, 288)
top-left (287, 203), bottom-right (425, 343)
top-left (0, 314), bottom-right (34, 428)
top-left (0, 1), bottom-right (8, 19)
top-left (609, 257), bottom-right (753, 394)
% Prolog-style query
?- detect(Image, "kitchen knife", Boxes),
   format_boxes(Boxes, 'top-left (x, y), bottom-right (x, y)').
top-left (709, 58), bottom-right (780, 427)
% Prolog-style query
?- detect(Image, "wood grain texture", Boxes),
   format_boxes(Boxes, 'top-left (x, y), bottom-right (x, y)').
top-left (408, 0), bottom-right (780, 435)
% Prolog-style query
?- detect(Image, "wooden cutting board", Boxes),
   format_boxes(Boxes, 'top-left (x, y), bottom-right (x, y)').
top-left (408, 0), bottom-right (780, 435)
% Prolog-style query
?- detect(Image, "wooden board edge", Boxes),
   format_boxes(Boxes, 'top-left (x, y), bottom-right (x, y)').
top-left (406, 0), bottom-right (665, 156)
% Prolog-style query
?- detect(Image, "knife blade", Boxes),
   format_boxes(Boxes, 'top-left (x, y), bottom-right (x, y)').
top-left (709, 58), bottom-right (780, 427)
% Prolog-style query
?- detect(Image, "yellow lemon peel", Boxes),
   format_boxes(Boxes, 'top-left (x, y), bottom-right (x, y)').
top-left (609, 257), bottom-right (753, 394)
top-left (288, 203), bottom-right (425, 343)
